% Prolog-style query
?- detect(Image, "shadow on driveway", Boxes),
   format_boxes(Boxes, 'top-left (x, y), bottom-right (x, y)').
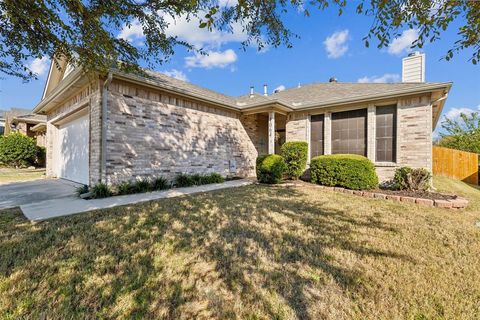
top-left (0, 179), bottom-right (80, 209)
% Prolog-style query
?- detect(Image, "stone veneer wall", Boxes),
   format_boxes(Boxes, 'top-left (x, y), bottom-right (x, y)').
top-left (285, 94), bottom-right (432, 182)
top-left (104, 80), bottom-right (258, 184)
top-left (45, 81), bottom-right (101, 185)
top-left (240, 113), bottom-right (268, 155)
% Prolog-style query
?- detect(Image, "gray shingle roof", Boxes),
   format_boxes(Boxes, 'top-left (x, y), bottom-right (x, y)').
top-left (132, 70), bottom-right (451, 111)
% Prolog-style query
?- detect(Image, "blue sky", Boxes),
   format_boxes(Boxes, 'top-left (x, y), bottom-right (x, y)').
top-left (1, 4), bottom-right (479, 134)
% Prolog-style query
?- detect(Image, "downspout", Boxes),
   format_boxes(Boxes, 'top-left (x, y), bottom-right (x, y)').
top-left (101, 72), bottom-right (113, 184)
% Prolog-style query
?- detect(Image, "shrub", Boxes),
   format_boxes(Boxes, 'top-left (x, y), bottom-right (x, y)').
top-left (151, 177), bottom-right (170, 190)
top-left (310, 154), bottom-right (378, 190)
top-left (91, 183), bottom-right (111, 198)
top-left (393, 167), bottom-right (431, 191)
top-left (76, 185), bottom-right (89, 197)
top-left (175, 174), bottom-right (195, 187)
top-left (35, 146), bottom-right (46, 167)
top-left (117, 182), bottom-right (134, 195)
top-left (256, 154), bottom-right (286, 184)
top-left (281, 141), bottom-right (308, 180)
top-left (201, 173), bottom-right (224, 184)
top-left (0, 132), bottom-right (37, 167)
top-left (190, 174), bottom-right (203, 186)
top-left (133, 178), bottom-right (152, 193)
top-left (175, 173), bottom-right (225, 187)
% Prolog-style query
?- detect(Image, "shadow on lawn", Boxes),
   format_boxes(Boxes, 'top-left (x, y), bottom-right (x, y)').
top-left (0, 185), bottom-right (409, 319)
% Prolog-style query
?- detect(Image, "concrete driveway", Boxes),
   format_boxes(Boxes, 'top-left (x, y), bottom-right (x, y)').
top-left (0, 179), bottom-right (80, 210)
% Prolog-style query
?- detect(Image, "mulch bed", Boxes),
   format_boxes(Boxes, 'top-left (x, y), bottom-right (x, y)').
top-left (373, 189), bottom-right (458, 201)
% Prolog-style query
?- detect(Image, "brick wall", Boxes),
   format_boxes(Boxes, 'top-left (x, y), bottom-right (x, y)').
top-left (285, 94), bottom-right (433, 181)
top-left (104, 80), bottom-right (258, 184)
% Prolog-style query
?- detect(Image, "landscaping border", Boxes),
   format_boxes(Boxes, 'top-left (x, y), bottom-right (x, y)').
top-left (279, 181), bottom-right (469, 209)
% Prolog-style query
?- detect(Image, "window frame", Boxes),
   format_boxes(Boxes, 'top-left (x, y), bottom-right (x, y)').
top-left (309, 113), bottom-right (325, 160)
top-left (331, 108), bottom-right (368, 156)
top-left (375, 104), bottom-right (397, 163)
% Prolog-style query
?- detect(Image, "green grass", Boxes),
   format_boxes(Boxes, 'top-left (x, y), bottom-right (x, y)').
top-left (0, 167), bottom-right (45, 184)
top-left (1, 176), bottom-right (479, 319)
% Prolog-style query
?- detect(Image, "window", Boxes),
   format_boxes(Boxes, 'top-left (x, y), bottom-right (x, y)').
top-left (331, 109), bottom-right (367, 156)
top-left (310, 114), bottom-right (324, 158)
top-left (376, 105), bottom-right (397, 162)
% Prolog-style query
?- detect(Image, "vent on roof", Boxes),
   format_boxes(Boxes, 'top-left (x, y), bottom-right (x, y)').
top-left (264, 84), bottom-right (268, 96)
top-left (329, 77), bottom-right (337, 83)
top-left (250, 86), bottom-right (254, 98)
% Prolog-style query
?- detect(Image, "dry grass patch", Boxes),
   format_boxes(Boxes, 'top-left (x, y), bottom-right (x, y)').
top-left (1, 177), bottom-right (479, 319)
top-left (0, 167), bottom-right (45, 184)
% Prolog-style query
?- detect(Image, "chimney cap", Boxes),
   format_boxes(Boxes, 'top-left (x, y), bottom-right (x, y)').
top-left (329, 77), bottom-right (338, 83)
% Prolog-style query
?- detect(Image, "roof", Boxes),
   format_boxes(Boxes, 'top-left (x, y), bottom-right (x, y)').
top-left (129, 70), bottom-right (451, 112)
top-left (12, 114), bottom-right (47, 125)
top-left (33, 65), bottom-right (451, 129)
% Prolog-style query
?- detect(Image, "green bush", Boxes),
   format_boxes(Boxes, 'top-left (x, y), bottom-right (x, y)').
top-left (0, 132), bottom-right (37, 167)
top-left (91, 183), bottom-right (111, 198)
top-left (393, 167), bottom-right (431, 191)
top-left (175, 174), bottom-right (195, 187)
top-left (117, 182), bottom-right (134, 195)
top-left (256, 154), bottom-right (286, 184)
top-left (281, 141), bottom-right (308, 180)
top-left (35, 146), bottom-right (46, 167)
top-left (133, 178), bottom-right (152, 193)
top-left (175, 173), bottom-right (225, 187)
top-left (310, 154), bottom-right (378, 190)
top-left (75, 185), bottom-right (89, 197)
top-left (151, 177), bottom-right (170, 190)
top-left (201, 173), bottom-right (224, 184)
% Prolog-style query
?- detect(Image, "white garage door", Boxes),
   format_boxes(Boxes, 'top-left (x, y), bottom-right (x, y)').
top-left (55, 113), bottom-right (89, 184)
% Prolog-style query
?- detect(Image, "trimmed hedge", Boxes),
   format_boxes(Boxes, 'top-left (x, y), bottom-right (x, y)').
top-left (393, 167), bottom-right (431, 191)
top-left (256, 154), bottom-right (286, 184)
top-left (0, 133), bottom-right (37, 167)
top-left (281, 141), bottom-right (308, 179)
top-left (310, 154), bottom-right (378, 190)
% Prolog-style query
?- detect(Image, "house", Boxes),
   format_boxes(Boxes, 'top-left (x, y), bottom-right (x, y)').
top-left (33, 52), bottom-right (451, 186)
top-left (3, 109), bottom-right (47, 147)
top-left (0, 110), bottom-right (5, 135)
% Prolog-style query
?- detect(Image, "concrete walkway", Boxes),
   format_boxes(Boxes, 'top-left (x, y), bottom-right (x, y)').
top-left (21, 179), bottom-right (253, 221)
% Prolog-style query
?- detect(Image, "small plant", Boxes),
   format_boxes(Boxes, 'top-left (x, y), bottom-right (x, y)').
top-left (175, 173), bottom-right (194, 187)
top-left (281, 141), bottom-right (308, 180)
top-left (256, 154), bottom-right (287, 184)
top-left (117, 181), bottom-right (134, 195)
top-left (0, 132), bottom-right (37, 167)
top-left (310, 154), bottom-right (378, 190)
top-left (202, 173), bottom-right (224, 184)
top-left (151, 177), bottom-right (170, 190)
top-left (133, 178), bottom-right (152, 193)
top-left (76, 185), bottom-right (89, 197)
top-left (91, 183), bottom-right (111, 198)
top-left (393, 167), bottom-right (431, 191)
top-left (190, 174), bottom-right (203, 186)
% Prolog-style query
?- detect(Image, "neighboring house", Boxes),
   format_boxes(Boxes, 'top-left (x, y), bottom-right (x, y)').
top-left (4, 109), bottom-right (47, 147)
top-left (33, 52), bottom-right (450, 186)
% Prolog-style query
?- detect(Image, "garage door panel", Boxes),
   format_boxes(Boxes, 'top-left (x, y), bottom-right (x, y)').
top-left (56, 114), bottom-right (89, 184)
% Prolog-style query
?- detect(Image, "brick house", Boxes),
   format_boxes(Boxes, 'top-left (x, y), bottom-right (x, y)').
top-left (33, 53), bottom-right (451, 186)
top-left (3, 109), bottom-right (47, 147)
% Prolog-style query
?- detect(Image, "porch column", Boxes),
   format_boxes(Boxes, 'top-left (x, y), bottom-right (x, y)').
top-left (268, 111), bottom-right (275, 154)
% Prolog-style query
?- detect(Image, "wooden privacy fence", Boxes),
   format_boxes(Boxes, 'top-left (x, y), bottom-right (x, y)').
top-left (433, 146), bottom-right (479, 185)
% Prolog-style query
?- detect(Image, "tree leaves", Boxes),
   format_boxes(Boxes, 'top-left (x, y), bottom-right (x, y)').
top-left (0, 0), bottom-right (478, 81)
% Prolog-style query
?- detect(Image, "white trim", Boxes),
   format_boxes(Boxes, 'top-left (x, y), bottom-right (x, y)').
top-left (306, 115), bottom-right (311, 164)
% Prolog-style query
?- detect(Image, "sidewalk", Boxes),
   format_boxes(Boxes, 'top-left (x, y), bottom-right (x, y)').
top-left (21, 179), bottom-right (253, 221)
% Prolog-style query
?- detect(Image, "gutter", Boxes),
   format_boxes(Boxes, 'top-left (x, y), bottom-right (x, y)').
top-left (101, 72), bottom-right (113, 184)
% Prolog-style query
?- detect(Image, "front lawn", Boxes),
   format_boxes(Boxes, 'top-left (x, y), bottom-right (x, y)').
top-left (0, 167), bottom-right (45, 184)
top-left (1, 176), bottom-right (479, 319)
